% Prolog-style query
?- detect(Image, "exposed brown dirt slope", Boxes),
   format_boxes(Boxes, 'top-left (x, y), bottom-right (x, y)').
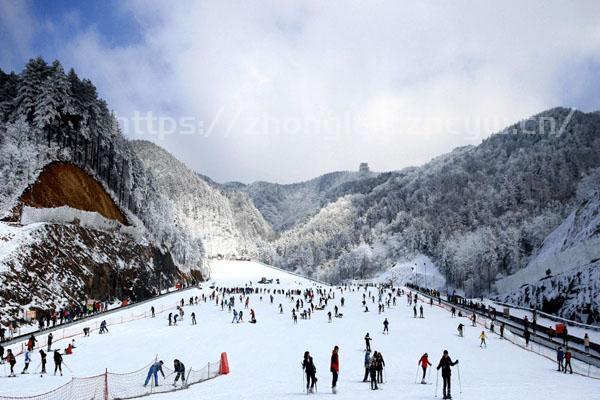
top-left (20, 162), bottom-right (127, 225)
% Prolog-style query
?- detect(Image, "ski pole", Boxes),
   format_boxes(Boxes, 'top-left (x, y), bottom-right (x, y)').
top-left (435, 369), bottom-right (439, 397)
top-left (414, 365), bottom-right (419, 383)
top-left (457, 364), bottom-right (462, 396)
top-left (61, 361), bottom-right (72, 373)
top-left (428, 365), bottom-right (432, 383)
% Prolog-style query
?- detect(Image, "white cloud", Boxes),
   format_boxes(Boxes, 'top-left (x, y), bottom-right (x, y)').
top-left (6, 1), bottom-right (600, 182)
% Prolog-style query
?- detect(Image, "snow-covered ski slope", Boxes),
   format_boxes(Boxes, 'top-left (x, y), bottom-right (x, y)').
top-left (1, 261), bottom-right (598, 400)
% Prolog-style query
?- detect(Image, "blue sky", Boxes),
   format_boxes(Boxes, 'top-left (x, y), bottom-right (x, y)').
top-left (1, 1), bottom-right (600, 183)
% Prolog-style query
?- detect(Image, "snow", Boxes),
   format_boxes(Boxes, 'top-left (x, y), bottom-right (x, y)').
top-left (1, 261), bottom-right (598, 400)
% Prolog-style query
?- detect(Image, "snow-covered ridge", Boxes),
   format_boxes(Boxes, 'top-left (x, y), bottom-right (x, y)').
top-left (132, 140), bottom-right (273, 259)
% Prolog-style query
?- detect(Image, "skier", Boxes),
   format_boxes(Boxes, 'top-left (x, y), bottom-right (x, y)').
top-left (22, 350), bottom-right (31, 374)
top-left (99, 320), bottom-right (108, 333)
top-left (436, 350), bottom-right (458, 400)
top-left (0, 344), bottom-right (3, 363)
top-left (328, 311), bottom-right (332, 323)
top-left (173, 359), bottom-right (186, 387)
top-left (374, 351), bottom-right (385, 383)
top-left (500, 322), bottom-right (505, 338)
top-left (173, 314), bottom-right (178, 325)
top-left (451, 307), bottom-right (456, 317)
top-left (5, 349), bottom-right (16, 377)
top-left (369, 354), bottom-right (378, 390)
top-left (364, 333), bottom-right (372, 351)
top-left (47, 333), bottom-right (53, 351)
top-left (413, 305), bottom-right (417, 318)
top-left (362, 350), bottom-right (371, 382)
top-left (65, 343), bottom-right (73, 355)
top-left (39, 349), bottom-right (47, 374)
top-left (168, 313), bottom-right (173, 326)
top-left (151, 306), bottom-right (155, 318)
top-left (556, 347), bottom-right (565, 372)
top-left (27, 334), bottom-right (37, 351)
top-left (53, 350), bottom-right (63, 376)
top-left (144, 360), bottom-right (165, 387)
top-left (250, 309), bottom-right (257, 324)
top-left (479, 331), bottom-right (487, 348)
top-left (471, 313), bottom-right (476, 327)
top-left (457, 323), bottom-right (464, 337)
top-left (418, 353), bottom-right (432, 384)
top-left (419, 305), bottom-right (424, 318)
top-left (564, 348), bottom-right (573, 374)
top-left (524, 329), bottom-right (531, 347)
top-left (302, 351), bottom-right (317, 394)
top-left (383, 318), bottom-right (389, 334)
top-left (238, 310), bottom-right (244, 322)
top-left (330, 346), bottom-right (339, 394)
top-left (191, 312), bottom-right (197, 325)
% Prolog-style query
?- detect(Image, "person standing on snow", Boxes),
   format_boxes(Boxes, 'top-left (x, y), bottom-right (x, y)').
top-left (53, 350), bottom-right (63, 376)
top-left (144, 360), bottom-right (165, 387)
top-left (191, 312), bottom-right (197, 325)
top-left (362, 350), bottom-right (371, 382)
top-left (584, 333), bottom-right (590, 353)
top-left (457, 323), bottom-right (464, 337)
top-left (436, 350), bottom-right (458, 400)
top-left (5, 349), bottom-right (16, 377)
top-left (369, 355), bottom-right (378, 390)
top-left (21, 350), bottom-right (31, 374)
top-left (418, 353), bottom-right (432, 384)
top-left (479, 331), bottom-right (487, 348)
top-left (47, 333), bottom-right (53, 351)
top-left (27, 334), bottom-right (37, 351)
top-left (383, 319), bottom-right (389, 334)
top-left (302, 351), bottom-right (317, 394)
top-left (364, 333), bottom-right (372, 351)
top-left (330, 346), bottom-right (339, 394)
top-left (374, 351), bottom-right (385, 383)
top-left (173, 359), bottom-right (186, 386)
top-left (556, 347), bottom-right (565, 372)
top-left (39, 349), bottom-right (47, 374)
top-left (419, 305), bottom-right (424, 318)
top-left (564, 348), bottom-right (573, 374)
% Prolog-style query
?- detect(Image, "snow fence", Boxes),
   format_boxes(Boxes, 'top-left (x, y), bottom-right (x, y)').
top-left (0, 355), bottom-right (228, 400)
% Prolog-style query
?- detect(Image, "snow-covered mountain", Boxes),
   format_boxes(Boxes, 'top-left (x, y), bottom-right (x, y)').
top-left (227, 167), bottom-right (379, 231)
top-left (132, 140), bottom-right (273, 259)
top-left (265, 109), bottom-right (600, 296)
top-left (494, 168), bottom-right (600, 323)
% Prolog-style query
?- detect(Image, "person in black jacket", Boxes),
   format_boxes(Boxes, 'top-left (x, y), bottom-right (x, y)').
top-left (39, 350), bottom-right (47, 374)
top-left (173, 359), bottom-right (186, 387)
top-left (436, 350), bottom-right (458, 400)
top-left (53, 350), bottom-right (63, 376)
top-left (302, 351), bottom-right (317, 393)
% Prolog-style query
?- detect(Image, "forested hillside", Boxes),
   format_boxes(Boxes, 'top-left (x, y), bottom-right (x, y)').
top-left (271, 108), bottom-right (600, 297)
top-left (0, 58), bottom-right (204, 270)
top-left (132, 140), bottom-right (273, 260)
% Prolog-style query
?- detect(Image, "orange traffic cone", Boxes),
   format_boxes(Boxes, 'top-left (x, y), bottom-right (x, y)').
top-left (219, 352), bottom-right (230, 375)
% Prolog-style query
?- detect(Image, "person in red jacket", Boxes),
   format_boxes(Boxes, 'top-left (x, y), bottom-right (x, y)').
top-left (418, 353), bottom-right (432, 384)
top-left (564, 348), bottom-right (573, 374)
top-left (330, 345), bottom-right (340, 394)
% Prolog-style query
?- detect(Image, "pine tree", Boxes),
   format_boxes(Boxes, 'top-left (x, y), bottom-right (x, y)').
top-left (15, 57), bottom-right (50, 123)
